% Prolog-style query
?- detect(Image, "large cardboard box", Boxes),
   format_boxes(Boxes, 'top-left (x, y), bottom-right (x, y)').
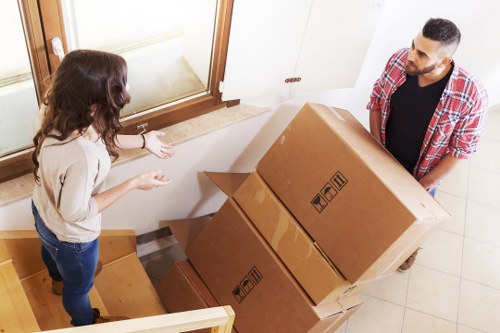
top-left (186, 199), bottom-right (362, 333)
top-left (257, 103), bottom-right (450, 283)
top-left (206, 171), bottom-right (360, 305)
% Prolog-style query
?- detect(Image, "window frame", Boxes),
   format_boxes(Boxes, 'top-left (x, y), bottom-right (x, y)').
top-left (0, 0), bottom-right (236, 183)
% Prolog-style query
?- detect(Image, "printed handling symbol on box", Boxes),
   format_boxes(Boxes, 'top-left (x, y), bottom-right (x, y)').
top-left (321, 183), bottom-right (338, 202)
top-left (240, 276), bottom-right (255, 294)
top-left (311, 193), bottom-right (328, 213)
top-left (232, 267), bottom-right (263, 303)
top-left (248, 266), bottom-right (263, 285)
top-left (331, 171), bottom-right (348, 191)
top-left (232, 285), bottom-right (246, 303)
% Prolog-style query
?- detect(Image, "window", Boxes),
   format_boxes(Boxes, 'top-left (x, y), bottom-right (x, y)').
top-left (0, 0), bottom-right (234, 183)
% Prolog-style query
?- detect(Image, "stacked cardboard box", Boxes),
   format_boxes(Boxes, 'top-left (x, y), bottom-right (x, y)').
top-left (187, 198), bottom-right (361, 332)
top-left (164, 103), bottom-right (450, 332)
top-left (157, 260), bottom-right (237, 333)
top-left (205, 171), bottom-right (361, 305)
top-left (256, 103), bottom-right (450, 284)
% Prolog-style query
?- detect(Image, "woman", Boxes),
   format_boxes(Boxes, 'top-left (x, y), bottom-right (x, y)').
top-left (31, 49), bottom-right (174, 326)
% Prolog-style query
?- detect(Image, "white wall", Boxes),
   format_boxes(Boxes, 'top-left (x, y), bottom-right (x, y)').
top-left (0, 103), bottom-right (304, 235)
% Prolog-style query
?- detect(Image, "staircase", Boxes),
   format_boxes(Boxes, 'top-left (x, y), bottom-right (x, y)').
top-left (0, 230), bottom-right (235, 332)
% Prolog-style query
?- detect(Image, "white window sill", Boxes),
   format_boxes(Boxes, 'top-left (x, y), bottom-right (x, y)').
top-left (0, 104), bottom-right (270, 207)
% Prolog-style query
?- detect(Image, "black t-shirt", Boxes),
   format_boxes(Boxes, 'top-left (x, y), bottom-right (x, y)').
top-left (385, 68), bottom-right (453, 173)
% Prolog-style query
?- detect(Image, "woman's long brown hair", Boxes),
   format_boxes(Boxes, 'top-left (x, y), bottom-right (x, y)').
top-left (32, 50), bottom-right (131, 184)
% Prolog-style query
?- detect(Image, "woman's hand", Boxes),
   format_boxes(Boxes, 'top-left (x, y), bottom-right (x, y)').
top-left (131, 169), bottom-right (173, 190)
top-left (144, 131), bottom-right (175, 159)
top-left (93, 169), bottom-right (172, 212)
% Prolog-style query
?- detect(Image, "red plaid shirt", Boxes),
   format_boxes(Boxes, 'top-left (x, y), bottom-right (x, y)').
top-left (367, 48), bottom-right (488, 180)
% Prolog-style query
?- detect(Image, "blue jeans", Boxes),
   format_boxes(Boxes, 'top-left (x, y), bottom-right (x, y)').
top-left (32, 202), bottom-right (98, 326)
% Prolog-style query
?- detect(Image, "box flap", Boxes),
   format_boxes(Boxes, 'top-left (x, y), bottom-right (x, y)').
top-left (165, 215), bottom-right (213, 251)
top-left (313, 293), bottom-right (362, 318)
top-left (205, 171), bottom-right (250, 196)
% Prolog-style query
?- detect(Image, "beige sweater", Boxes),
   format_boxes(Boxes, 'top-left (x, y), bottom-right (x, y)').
top-left (33, 136), bottom-right (111, 242)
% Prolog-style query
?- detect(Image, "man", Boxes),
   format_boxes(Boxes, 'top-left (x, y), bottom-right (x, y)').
top-left (367, 18), bottom-right (488, 271)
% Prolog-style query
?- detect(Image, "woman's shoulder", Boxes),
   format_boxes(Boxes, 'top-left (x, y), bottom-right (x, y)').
top-left (42, 136), bottom-right (100, 165)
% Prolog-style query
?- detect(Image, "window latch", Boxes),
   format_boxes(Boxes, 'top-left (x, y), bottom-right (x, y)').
top-left (51, 37), bottom-right (65, 62)
top-left (137, 123), bottom-right (148, 134)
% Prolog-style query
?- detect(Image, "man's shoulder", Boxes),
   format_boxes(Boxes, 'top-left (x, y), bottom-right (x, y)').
top-left (451, 65), bottom-right (487, 96)
top-left (382, 48), bottom-right (408, 73)
top-left (388, 48), bottom-right (409, 64)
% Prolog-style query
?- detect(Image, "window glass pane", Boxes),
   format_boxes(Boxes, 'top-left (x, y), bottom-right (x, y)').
top-left (0, 0), bottom-right (39, 158)
top-left (61, 0), bottom-right (218, 118)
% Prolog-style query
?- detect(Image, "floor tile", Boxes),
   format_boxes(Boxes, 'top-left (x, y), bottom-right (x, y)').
top-left (418, 229), bottom-right (463, 276)
top-left (461, 238), bottom-right (500, 290)
top-left (406, 265), bottom-right (460, 322)
top-left (459, 279), bottom-right (500, 333)
top-left (468, 166), bottom-right (500, 209)
top-left (482, 108), bottom-right (500, 141)
top-left (346, 294), bottom-right (404, 333)
top-left (471, 137), bottom-right (500, 173)
top-left (457, 325), bottom-right (487, 333)
top-left (402, 309), bottom-right (456, 333)
top-left (435, 191), bottom-right (466, 235)
top-left (439, 162), bottom-right (469, 198)
top-left (465, 200), bottom-right (500, 247)
top-left (362, 271), bottom-right (409, 306)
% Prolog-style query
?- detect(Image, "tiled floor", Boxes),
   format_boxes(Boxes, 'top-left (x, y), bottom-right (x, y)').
top-left (339, 107), bottom-right (500, 333)
top-left (140, 107), bottom-right (500, 333)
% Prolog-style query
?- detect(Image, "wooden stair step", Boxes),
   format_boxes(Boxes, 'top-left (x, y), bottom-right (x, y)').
top-left (0, 259), bottom-right (40, 333)
top-left (21, 270), bottom-right (109, 331)
top-left (94, 253), bottom-right (166, 319)
top-left (98, 230), bottom-right (137, 265)
top-left (0, 229), bottom-right (136, 280)
top-left (0, 231), bottom-right (47, 279)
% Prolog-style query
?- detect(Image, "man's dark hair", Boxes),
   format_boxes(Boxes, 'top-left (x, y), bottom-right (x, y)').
top-left (422, 18), bottom-right (461, 55)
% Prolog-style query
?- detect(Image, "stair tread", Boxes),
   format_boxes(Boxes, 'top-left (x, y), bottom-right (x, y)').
top-left (95, 253), bottom-right (166, 318)
top-left (0, 230), bottom-right (136, 280)
top-left (22, 270), bottom-right (108, 330)
top-left (0, 260), bottom-right (40, 333)
top-left (1, 238), bottom-right (47, 279)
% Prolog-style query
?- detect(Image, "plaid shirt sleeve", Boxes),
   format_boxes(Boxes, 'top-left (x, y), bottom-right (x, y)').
top-left (367, 49), bottom-right (408, 145)
top-left (448, 82), bottom-right (489, 159)
top-left (367, 50), bottom-right (407, 114)
top-left (416, 68), bottom-right (489, 180)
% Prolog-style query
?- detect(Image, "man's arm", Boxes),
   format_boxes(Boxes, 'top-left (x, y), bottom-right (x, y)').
top-left (418, 154), bottom-right (464, 190)
top-left (369, 110), bottom-right (382, 144)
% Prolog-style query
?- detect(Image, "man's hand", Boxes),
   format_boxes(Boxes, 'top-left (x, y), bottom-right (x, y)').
top-left (418, 176), bottom-right (437, 191)
top-left (418, 154), bottom-right (464, 191)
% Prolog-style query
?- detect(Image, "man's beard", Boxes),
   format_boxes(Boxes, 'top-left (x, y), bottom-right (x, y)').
top-left (405, 61), bottom-right (437, 76)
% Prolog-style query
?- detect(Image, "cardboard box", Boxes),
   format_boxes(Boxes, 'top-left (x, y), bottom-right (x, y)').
top-left (186, 199), bottom-right (362, 333)
top-left (156, 260), bottom-right (237, 333)
top-left (156, 260), bottom-right (218, 312)
top-left (257, 103), bottom-right (450, 283)
top-left (206, 171), bottom-right (360, 305)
